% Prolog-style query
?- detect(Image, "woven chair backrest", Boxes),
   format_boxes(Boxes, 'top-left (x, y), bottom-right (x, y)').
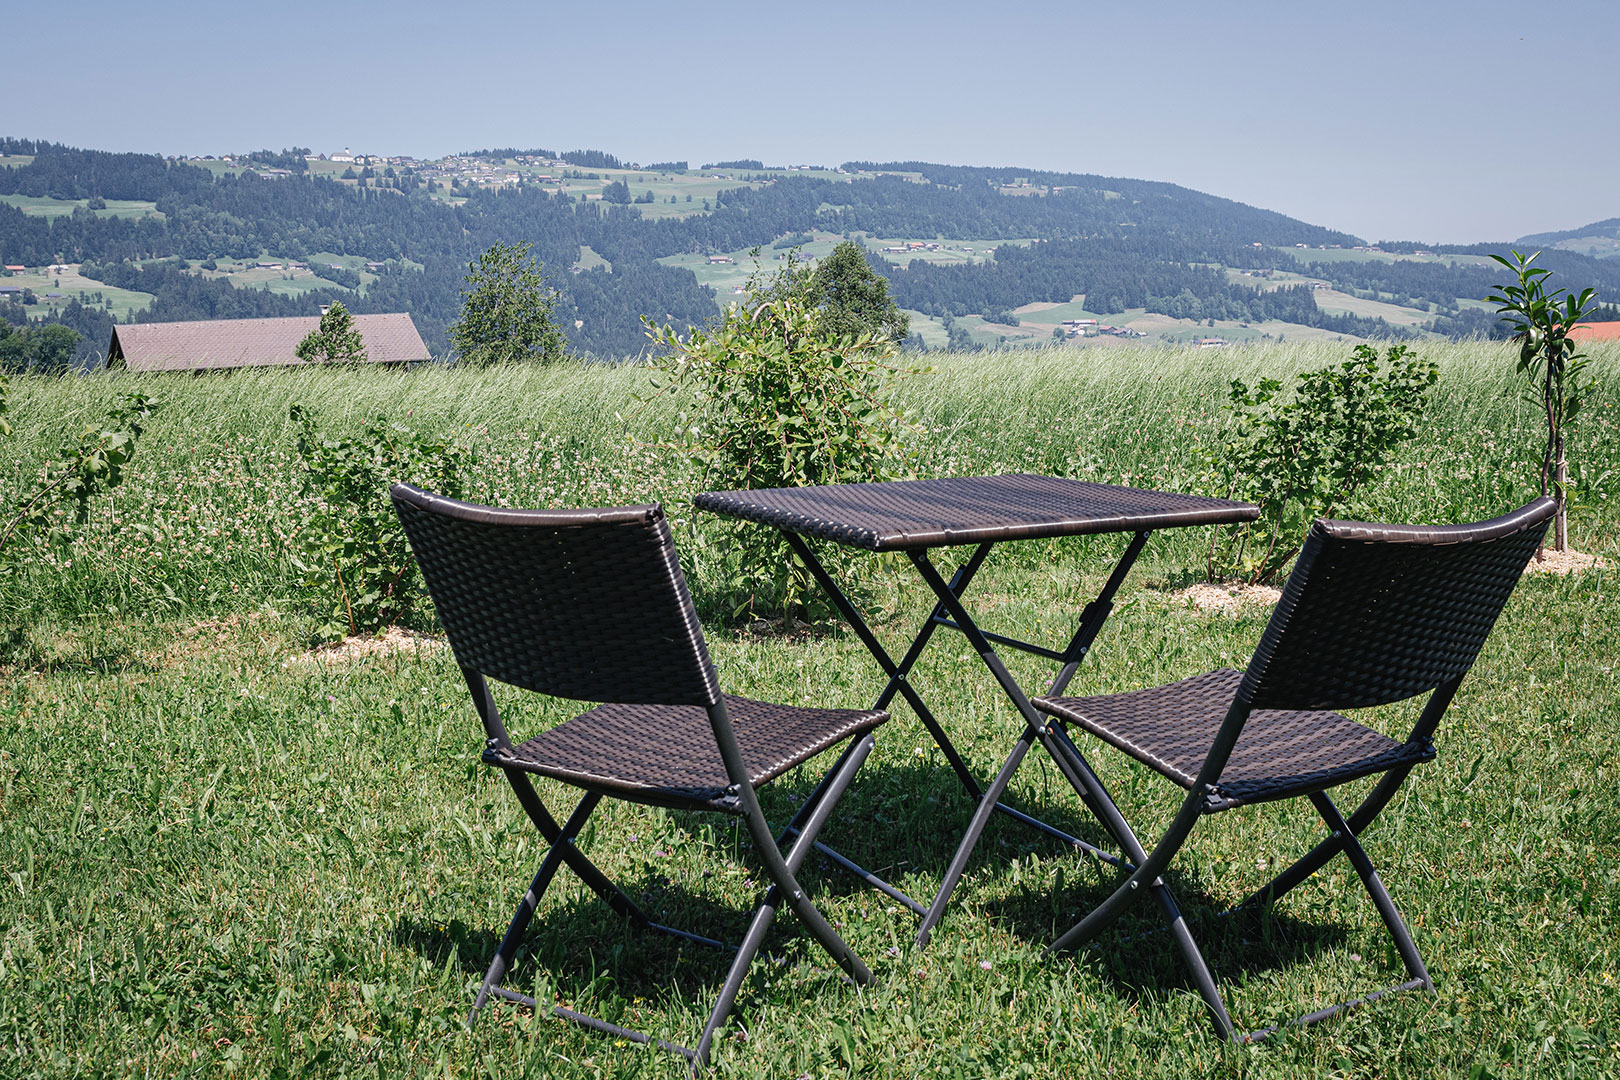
top-left (391, 483), bottom-right (722, 707)
top-left (1239, 497), bottom-right (1555, 712)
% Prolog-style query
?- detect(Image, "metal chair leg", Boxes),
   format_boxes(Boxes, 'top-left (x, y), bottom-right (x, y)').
top-left (1240, 765), bottom-right (1417, 912)
top-left (1150, 882), bottom-right (1237, 1040)
top-left (916, 725), bottom-right (1041, 947)
top-left (695, 732), bottom-right (878, 1067)
top-left (476, 734), bottom-right (878, 1070)
top-left (1310, 792), bottom-right (1433, 992)
top-left (470, 791), bottom-right (600, 1022)
top-left (505, 770), bottom-right (656, 927)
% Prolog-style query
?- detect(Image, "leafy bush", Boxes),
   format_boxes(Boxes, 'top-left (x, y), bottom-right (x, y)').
top-left (289, 405), bottom-right (477, 641)
top-left (643, 264), bottom-right (926, 618)
top-left (1205, 343), bottom-right (1438, 584)
top-left (0, 380), bottom-right (154, 563)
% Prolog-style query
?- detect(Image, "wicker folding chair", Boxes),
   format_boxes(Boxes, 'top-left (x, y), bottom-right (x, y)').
top-left (391, 483), bottom-right (888, 1069)
top-left (1029, 497), bottom-right (1555, 1042)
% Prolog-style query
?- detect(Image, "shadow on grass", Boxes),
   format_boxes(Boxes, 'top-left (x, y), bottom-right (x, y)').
top-left (393, 878), bottom-right (853, 1039)
top-left (985, 856), bottom-right (1353, 1012)
top-left (630, 756), bottom-right (1130, 914)
top-left (0, 625), bottom-right (155, 676)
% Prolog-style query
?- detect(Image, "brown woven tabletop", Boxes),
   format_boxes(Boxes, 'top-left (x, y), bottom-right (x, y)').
top-left (693, 474), bottom-right (1258, 551)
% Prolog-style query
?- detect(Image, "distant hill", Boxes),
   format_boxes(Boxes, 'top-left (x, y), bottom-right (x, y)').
top-left (1516, 218), bottom-right (1620, 259)
top-left (4, 138), bottom-right (1619, 362)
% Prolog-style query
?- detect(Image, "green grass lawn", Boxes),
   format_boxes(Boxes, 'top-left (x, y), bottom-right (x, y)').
top-left (2, 344), bottom-right (1617, 1078)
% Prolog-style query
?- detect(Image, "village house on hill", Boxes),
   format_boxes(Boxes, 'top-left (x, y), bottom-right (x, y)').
top-left (105, 313), bottom-right (429, 373)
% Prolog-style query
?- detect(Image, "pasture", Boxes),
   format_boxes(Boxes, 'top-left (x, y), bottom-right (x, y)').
top-left (8, 263), bottom-right (156, 322)
top-left (0, 193), bottom-right (163, 221)
top-left (1, 343), bottom-right (1616, 1078)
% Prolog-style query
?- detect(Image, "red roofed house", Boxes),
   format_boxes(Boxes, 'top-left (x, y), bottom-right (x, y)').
top-left (106, 313), bottom-right (430, 372)
top-left (1568, 321), bottom-right (1620, 343)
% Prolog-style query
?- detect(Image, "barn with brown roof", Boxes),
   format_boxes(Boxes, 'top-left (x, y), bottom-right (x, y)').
top-left (106, 313), bottom-right (430, 373)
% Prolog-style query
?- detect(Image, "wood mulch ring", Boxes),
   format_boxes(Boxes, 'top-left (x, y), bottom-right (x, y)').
top-left (282, 626), bottom-right (447, 667)
top-left (1164, 582), bottom-right (1283, 614)
top-left (1523, 548), bottom-right (1608, 574)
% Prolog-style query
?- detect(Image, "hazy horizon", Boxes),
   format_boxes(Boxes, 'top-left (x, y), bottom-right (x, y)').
top-left (12, 0), bottom-right (1619, 245)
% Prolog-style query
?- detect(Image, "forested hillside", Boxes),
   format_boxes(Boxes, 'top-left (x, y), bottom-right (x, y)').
top-left (4, 138), bottom-right (1618, 363)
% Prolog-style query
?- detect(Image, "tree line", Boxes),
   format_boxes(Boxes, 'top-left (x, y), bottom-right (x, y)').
top-left (882, 239), bottom-right (1415, 338)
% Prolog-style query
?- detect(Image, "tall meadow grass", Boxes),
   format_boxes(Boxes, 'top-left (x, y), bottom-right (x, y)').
top-left (3, 340), bottom-right (1614, 630)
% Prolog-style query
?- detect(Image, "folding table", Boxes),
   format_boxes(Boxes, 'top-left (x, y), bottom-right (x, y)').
top-left (692, 474), bottom-right (1258, 944)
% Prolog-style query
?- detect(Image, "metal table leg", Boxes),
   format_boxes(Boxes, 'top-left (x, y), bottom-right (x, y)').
top-left (907, 533), bottom-right (1153, 945)
top-left (783, 528), bottom-right (1159, 942)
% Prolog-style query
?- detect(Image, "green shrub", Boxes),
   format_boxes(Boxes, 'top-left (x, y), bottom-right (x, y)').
top-left (1205, 343), bottom-right (1438, 584)
top-left (1, 381), bottom-right (154, 562)
top-left (289, 405), bottom-right (477, 641)
top-left (643, 264), bottom-right (926, 618)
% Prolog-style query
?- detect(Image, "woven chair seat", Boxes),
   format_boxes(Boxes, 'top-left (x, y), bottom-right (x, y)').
top-left (1035, 669), bottom-right (1434, 811)
top-left (487, 695), bottom-right (888, 811)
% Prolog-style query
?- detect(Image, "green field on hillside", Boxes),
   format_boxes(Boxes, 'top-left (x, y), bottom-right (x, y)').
top-left (861, 238), bottom-right (1033, 268)
top-left (2, 344), bottom-right (1616, 1078)
top-left (9, 262), bottom-right (156, 321)
top-left (662, 236), bottom-right (1032, 309)
top-left (0, 193), bottom-right (163, 220)
top-left (1311, 287), bottom-right (1435, 326)
top-left (1277, 247), bottom-right (1498, 272)
top-left (219, 263), bottom-right (347, 298)
top-left (429, 163), bottom-right (844, 220)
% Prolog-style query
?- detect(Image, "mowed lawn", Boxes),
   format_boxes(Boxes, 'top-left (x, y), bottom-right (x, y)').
top-left (1, 343), bottom-right (1616, 1078)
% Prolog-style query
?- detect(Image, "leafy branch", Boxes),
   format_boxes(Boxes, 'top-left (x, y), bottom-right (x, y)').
top-left (0, 388), bottom-right (155, 559)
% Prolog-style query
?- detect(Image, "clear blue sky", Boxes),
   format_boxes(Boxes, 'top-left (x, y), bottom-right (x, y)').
top-left (13, 0), bottom-right (1618, 243)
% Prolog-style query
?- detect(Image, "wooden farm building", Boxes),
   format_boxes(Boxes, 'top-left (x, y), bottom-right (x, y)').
top-left (105, 314), bottom-right (429, 373)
